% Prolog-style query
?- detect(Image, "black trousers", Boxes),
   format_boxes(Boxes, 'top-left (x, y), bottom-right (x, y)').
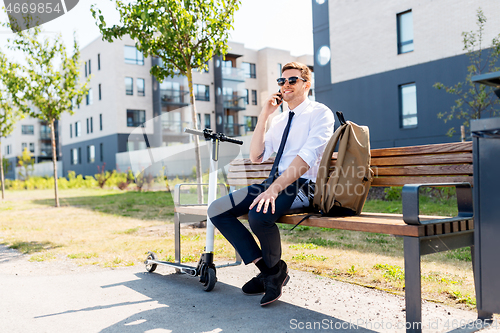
top-left (208, 178), bottom-right (307, 268)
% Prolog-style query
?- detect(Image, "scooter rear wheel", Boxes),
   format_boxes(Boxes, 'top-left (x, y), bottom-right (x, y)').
top-left (145, 252), bottom-right (158, 273)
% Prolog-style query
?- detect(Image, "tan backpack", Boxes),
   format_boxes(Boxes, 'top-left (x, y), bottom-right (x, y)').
top-left (291, 112), bottom-right (373, 229)
top-left (313, 111), bottom-right (374, 216)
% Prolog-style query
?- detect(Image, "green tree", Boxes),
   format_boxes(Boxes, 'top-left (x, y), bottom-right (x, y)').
top-left (434, 8), bottom-right (500, 137)
top-left (5, 26), bottom-right (89, 207)
top-left (17, 147), bottom-right (34, 181)
top-left (91, 0), bottom-right (240, 203)
top-left (0, 51), bottom-right (27, 200)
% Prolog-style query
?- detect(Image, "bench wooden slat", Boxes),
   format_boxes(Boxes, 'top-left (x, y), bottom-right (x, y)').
top-left (371, 153), bottom-right (472, 167)
top-left (370, 141), bottom-right (472, 158)
top-left (275, 214), bottom-right (425, 237)
top-left (228, 164), bottom-right (273, 172)
top-left (228, 171), bottom-right (271, 179)
top-left (230, 158), bottom-right (274, 166)
top-left (228, 176), bottom-right (474, 187)
top-left (374, 165), bottom-right (473, 176)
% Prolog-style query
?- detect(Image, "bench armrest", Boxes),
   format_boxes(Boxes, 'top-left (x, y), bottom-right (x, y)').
top-left (402, 182), bottom-right (473, 225)
top-left (174, 183), bottom-right (229, 206)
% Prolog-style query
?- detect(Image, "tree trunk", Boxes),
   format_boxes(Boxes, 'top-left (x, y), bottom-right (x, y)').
top-left (0, 140), bottom-right (5, 200)
top-left (187, 68), bottom-right (204, 205)
top-left (50, 119), bottom-right (60, 207)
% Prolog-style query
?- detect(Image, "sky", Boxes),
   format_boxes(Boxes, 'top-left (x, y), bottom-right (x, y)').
top-left (0, 0), bottom-right (314, 57)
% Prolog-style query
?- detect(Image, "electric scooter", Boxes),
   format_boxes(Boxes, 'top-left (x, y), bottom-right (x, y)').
top-left (144, 128), bottom-right (243, 291)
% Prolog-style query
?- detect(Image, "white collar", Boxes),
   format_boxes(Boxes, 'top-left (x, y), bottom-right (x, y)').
top-left (287, 98), bottom-right (311, 116)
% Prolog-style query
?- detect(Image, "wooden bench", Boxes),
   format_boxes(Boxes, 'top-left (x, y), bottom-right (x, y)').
top-left (174, 141), bottom-right (488, 333)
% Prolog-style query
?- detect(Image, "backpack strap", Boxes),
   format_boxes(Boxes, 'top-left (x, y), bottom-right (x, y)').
top-left (336, 111), bottom-right (346, 125)
top-left (313, 122), bottom-right (348, 211)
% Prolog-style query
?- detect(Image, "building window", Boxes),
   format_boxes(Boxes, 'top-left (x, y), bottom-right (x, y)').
top-left (400, 83), bottom-right (418, 128)
top-left (125, 77), bottom-right (133, 95)
top-left (6, 144), bottom-right (11, 155)
top-left (245, 89), bottom-right (249, 105)
top-left (204, 114), bottom-right (211, 129)
top-left (201, 61), bottom-right (209, 73)
top-left (137, 78), bottom-right (145, 96)
top-left (22, 142), bottom-right (27, 151)
top-left (86, 88), bottom-right (93, 105)
top-left (71, 148), bottom-right (77, 165)
top-left (242, 62), bottom-right (256, 78)
top-left (245, 116), bottom-right (258, 131)
top-left (29, 142), bottom-right (34, 153)
top-left (99, 114), bottom-right (103, 131)
top-left (98, 84), bottom-right (102, 100)
top-left (397, 10), bottom-right (414, 54)
top-left (100, 143), bottom-right (103, 162)
top-left (127, 109), bottom-right (146, 127)
top-left (90, 117), bottom-right (93, 133)
top-left (78, 147), bottom-right (82, 164)
top-left (75, 121), bottom-right (81, 137)
top-left (194, 84), bottom-right (209, 101)
top-left (127, 141), bottom-right (135, 152)
top-left (277, 63), bottom-right (282, 75)
top-left (124, 45), bottom-right (144, 65)
top-left (86, 118), bottom-right (90, 134)
top-left (85, 62), bottom-right (87, 77)
top-left (87, 145), bottom-right (95, 163)
top-left (251, 90), bottom-right (257, 105)
top-left (98, 53), bottom-right (101, 70)
top-left (88, 59), bottom-right (91, 75)
top-left (70, 124), bottom-right (73, 138)
top-left (21, 125), bottom-right (34, 135)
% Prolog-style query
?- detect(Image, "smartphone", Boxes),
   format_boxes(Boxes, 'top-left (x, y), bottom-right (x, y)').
top-left (275, 89), bottom-right (283, 105)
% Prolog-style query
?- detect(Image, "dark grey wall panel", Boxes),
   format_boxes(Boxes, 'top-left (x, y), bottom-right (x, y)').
top-left (62, 134), bottom-right (119, 177)
top-left (317, 53), bottom-right (476, 148)
top-left (312, 0), bottom-right (331, 94)
top-left (4, 157), bottom-right (16, 179)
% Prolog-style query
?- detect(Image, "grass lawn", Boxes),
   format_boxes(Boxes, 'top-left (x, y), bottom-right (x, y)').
top-left (0, 188), bottom-right (476, 309)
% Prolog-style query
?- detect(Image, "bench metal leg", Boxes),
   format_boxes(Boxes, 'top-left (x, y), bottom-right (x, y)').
top-left (470, 245), bottom-right (494, 322)
top-left (404, 237), bottom-right (422, 333)
top-left (174, 212), bottom-right (181, 264)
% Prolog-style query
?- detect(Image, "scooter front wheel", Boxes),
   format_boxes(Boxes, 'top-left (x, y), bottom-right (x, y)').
top-left (203, 267), bottom-right (217, 292)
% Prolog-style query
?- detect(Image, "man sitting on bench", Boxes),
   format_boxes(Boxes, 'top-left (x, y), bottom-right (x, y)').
top-left (208, 62), bottom-right (334, 306)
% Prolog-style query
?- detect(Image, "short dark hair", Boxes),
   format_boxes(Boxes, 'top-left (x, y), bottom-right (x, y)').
top-left (281, 62), bottom-right (312, 82)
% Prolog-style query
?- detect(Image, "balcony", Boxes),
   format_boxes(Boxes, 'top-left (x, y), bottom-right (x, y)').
top-left (223, 94), bottom-right (246, 110)
top-left (222, 67), bottom-right (245, 82)
top-left (224, 123), bottom-right (247, 137)
top-left (161, 89), bottom-right (190, 106)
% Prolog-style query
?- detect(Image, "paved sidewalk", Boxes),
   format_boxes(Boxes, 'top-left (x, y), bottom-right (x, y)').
top-left (0, 245), bottom-right (497, 333)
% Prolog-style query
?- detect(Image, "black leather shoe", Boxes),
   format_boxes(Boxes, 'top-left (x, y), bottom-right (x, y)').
top-left (242, 272), bottom-right (266, 295)
top-left (260, 260), bottom-right (290, 306)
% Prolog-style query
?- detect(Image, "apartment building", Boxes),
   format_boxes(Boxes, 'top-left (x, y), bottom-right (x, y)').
top-left (312, 0), bottom-right (500, 148)
top-left (59, 36), bottom-right (313, 177)
top-left (1, 117), bottom-right (57, 180)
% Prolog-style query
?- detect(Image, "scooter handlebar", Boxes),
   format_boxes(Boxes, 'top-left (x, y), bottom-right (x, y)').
top-left (184, 128), bottom-right (205, 136)
top-left (222, 136), bottom-right (243, 145)
top-left (184, 128), bottom-right (243, 145)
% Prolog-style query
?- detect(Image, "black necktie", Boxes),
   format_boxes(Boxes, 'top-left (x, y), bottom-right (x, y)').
top-left (264, 111), bottom-right (295, 185)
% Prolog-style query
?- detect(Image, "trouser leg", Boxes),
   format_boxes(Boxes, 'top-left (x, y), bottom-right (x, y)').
top-left (208, 179), bottom-right (306, 267)
top-left (208, 184), bottom-right (266, 264)
top-left (248, 179), bottom-right (307, 268)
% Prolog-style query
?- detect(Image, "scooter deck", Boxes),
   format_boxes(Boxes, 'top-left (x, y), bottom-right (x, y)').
top-left (146, 259), bottom-right (197, 275)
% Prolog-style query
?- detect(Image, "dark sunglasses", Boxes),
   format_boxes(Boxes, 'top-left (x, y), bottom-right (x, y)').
top-left (277, 76), bottom-right (307, 86)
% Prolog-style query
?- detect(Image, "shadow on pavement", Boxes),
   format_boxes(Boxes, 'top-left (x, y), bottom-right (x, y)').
top-left (93, 271), bottom-right (376, 333)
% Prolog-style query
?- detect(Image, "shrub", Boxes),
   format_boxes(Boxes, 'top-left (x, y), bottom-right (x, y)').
top-left (384, 187), bottom-right (402, 201)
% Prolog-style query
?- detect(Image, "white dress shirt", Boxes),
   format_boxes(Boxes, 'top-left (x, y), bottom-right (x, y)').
top-left (262, 99), bottom-right (335, 182)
